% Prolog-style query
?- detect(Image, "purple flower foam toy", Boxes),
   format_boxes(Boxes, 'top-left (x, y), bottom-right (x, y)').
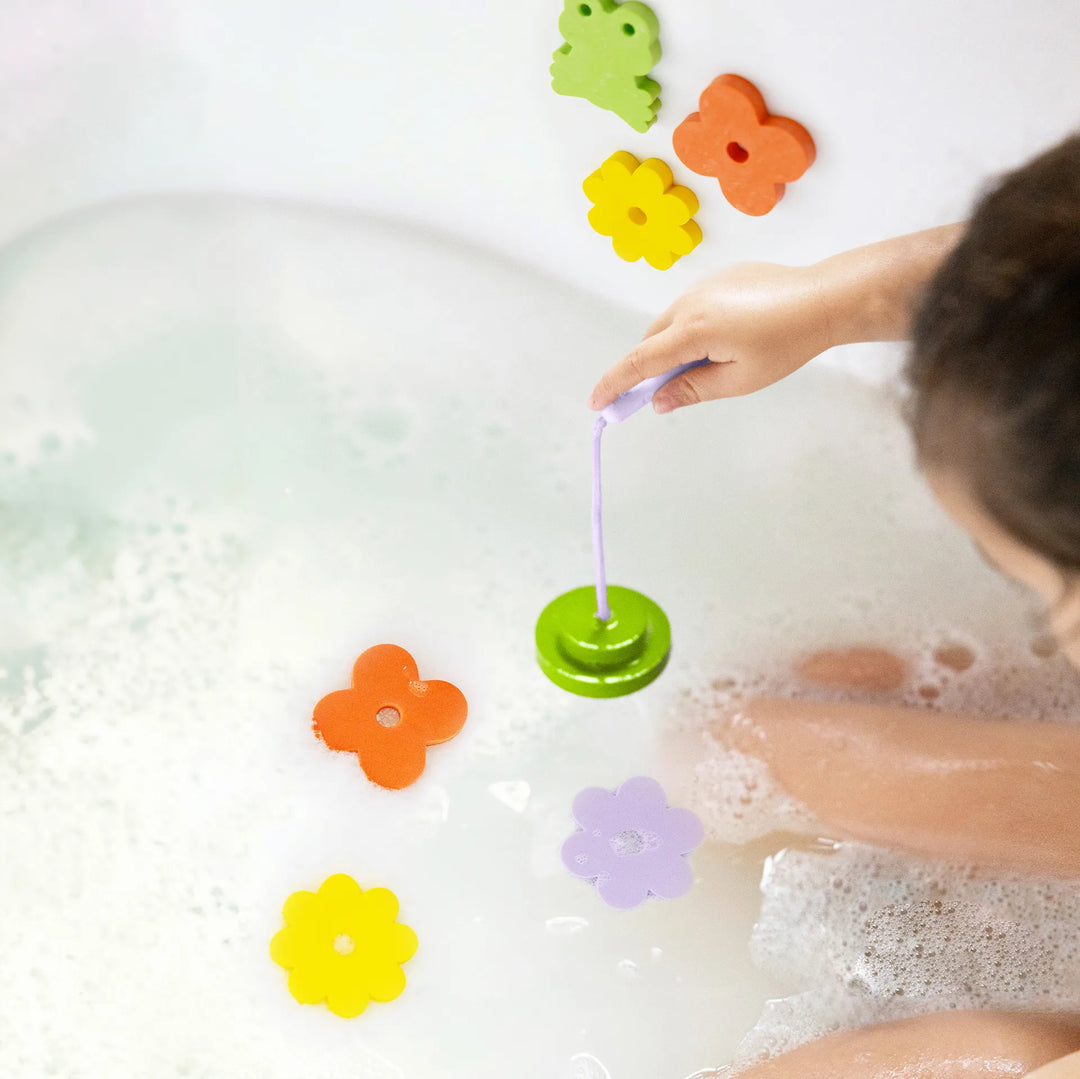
top-left (561, 775), bottom-right (705, 909)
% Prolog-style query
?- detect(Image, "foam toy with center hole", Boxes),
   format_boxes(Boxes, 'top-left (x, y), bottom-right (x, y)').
top-left (560, 777), bottom-right (703, 908)
top-left (270, 874), bottom-right (418, 1017)
top-left (672, 74), bottom-right (815, 216)
top-left (583, 151), bottom-right (701, 270)
top-left (551, 0), bottom-right (661, 133)
top-left (312, 644), bottom-right (467, 789)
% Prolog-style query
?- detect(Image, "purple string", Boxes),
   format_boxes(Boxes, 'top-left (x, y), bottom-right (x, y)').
top-left (591, 416), bottom-right (610, 622)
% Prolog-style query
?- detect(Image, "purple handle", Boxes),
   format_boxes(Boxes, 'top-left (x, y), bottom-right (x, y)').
top-left (598, 358), bottom-right (710, 425)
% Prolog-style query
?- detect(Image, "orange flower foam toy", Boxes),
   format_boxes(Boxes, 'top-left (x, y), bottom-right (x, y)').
top-left (313, 644), bottom-right (467, 789)
top-left (672, 74), bottom-right (815, 216)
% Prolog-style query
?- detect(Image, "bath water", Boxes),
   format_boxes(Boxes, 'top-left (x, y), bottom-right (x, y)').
top-left (3, 195), bottom-right (1080, 1079)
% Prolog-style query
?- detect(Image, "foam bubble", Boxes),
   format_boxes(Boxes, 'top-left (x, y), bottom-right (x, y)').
top-left (688, 735), bottom-right (822, 845)
top-left (545, 916), bottom-right (588, 936)
top-left (569, 1054), bottom-right (612, 1079)
top-left (488, 779), bottom-right (531, 813)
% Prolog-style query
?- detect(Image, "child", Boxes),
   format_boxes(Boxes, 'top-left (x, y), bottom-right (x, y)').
top-left (589, 135), bottom-right (1080, 1076)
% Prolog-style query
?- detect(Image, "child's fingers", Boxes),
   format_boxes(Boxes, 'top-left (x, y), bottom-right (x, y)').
top-left (642, 308), bottom-right (675, 339)
top-left (587, 324), bottom-right (706, 410)
top-left (652, 359), bottom-right (739, 412)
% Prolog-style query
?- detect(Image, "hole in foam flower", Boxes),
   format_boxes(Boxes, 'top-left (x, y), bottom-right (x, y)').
top-left (611, 829), bottom-right (647, 856)
top-left (333, 933), bottom-right (355, 956)
top-left (726, 141), bottom-right (750, 164)
top-left (627, 206), bottom-right (647, 226)
top-left (622, 22), bottom-right (635, 35)
top-left (578, 3), bottom-right (591, 14)
top-left (376, 706), bottom-right (401, 728)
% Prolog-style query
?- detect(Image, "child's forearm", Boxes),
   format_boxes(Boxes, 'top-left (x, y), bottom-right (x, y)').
top-left (721, 696), bottom-right (1080, 878)
top-left (816, 224), bottom-right (965, 347)
top-left (590, 223), bottom-right (964, 411)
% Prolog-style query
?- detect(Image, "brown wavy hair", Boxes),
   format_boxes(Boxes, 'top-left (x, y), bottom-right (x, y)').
top-left (906, 133), bottom-right (1080, 570)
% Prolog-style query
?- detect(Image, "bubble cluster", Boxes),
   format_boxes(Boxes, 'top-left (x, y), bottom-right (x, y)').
top-left (688, 735), bottom-right (822, 845)
top-left (732, 843), bottom-right (1080, 1065)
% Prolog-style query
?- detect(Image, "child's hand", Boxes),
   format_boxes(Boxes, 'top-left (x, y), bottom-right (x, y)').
top-left (586, 225), bottom-right (963, 415)
top-left (587, 262), bottom-right (836, 414)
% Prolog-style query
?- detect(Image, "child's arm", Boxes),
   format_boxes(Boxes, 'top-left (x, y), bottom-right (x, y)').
top-left (717, 695), bottom-right (1080, 878)
top-left (587, 224), bottom-right (964, 414)
top-left (723, 1011), bottom-right (1080, 1079)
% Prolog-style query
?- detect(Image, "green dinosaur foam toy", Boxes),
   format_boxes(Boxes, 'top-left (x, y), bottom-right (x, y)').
top-left (550, 0), bottom-right (661, 133)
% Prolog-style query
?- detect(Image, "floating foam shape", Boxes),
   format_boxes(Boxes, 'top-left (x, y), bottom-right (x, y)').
top-left (673, 74), bottom-right (815, 216)
top-left (313, 644), bottom-right (467, 789)
top-left (561, 775), bottom-right (704, 909)
top-left (583, 151), bottom-right (701, 270)
top-left (270, 873), bottom-right (418, 1018)
top-left (551, 0), bottom-right (662, 132)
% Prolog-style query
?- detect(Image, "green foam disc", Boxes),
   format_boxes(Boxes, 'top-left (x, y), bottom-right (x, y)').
top-left (535, 585), bottom-right (671, 698)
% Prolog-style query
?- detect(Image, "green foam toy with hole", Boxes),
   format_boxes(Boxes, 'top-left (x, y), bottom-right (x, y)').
top-left (550, 0), bottom-right (661, 133)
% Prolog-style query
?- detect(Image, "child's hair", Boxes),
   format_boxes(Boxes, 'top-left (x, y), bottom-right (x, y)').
top-left (906, 133), bottom-right (1080, 571)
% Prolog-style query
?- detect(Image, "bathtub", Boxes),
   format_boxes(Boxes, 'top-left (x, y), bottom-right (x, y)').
top-left (4, 3), bottom-right (1080, 1078)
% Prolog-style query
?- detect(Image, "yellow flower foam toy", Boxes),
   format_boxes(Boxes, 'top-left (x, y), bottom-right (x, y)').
top-left (583, 150), bottom-right (702, 269)
top-left (270, 873), bottom-right (418, 1018)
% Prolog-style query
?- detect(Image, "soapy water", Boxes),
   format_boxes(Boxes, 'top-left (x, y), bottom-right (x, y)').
top-left (4, 195), bottom-right (1080, 1078)
top-left (1, 197), bottom-right (774, 1079)
top-left (669, 638), bottom-right (1080, 1071)
top-left (738, 841), bottom-right (1080, 1064)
